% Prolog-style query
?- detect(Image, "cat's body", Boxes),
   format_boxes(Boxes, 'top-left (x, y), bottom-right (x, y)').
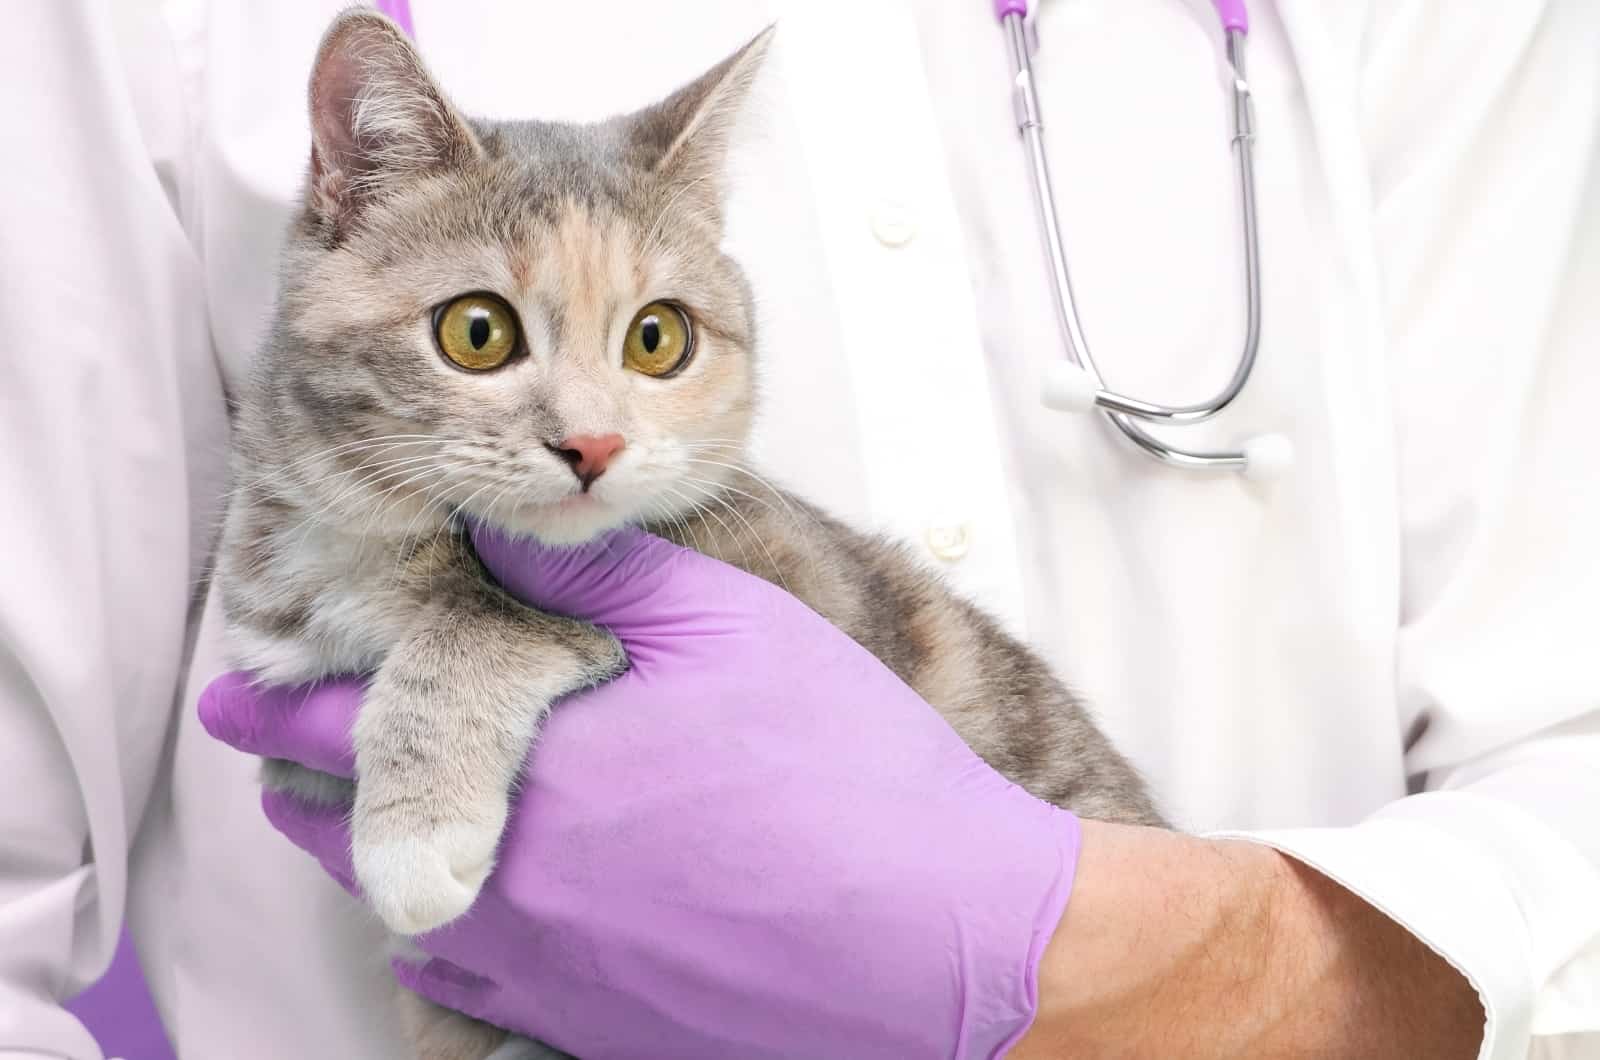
top-left (229, 483), bottom-right (1159, 826)
top-left (221, 11), bottom-right (1159, 1059)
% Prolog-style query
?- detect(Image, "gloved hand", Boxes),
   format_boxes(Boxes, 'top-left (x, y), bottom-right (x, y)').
top-left (199, 526), bottom-right (1082, 1059)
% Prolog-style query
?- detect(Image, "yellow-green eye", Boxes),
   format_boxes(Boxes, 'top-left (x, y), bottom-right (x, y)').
top-left (436, 294), bottom-right (519, 371)
top-left (623, 301), bottom-right (693, 377)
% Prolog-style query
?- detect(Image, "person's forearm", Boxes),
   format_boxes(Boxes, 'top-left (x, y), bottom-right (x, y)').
top-left (1010, 821), bottom-right (1484, 1059)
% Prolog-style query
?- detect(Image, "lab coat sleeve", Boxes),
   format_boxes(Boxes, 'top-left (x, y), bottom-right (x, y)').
top-left (0, 1), bottom-right (220, 1056)
top-left (1232, 5), bottom-right (1600, 1058)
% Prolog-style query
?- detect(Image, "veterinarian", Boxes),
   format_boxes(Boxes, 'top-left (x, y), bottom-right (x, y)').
top-left (5, 1), bottom-right (1598, 1057)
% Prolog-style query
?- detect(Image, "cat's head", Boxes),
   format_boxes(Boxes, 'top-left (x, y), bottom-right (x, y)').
top-left (260, 11), bottom-right (769, 545)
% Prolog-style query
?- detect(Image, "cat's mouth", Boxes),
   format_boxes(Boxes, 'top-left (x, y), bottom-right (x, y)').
top-left (548, 484), bottom-right (624, 520)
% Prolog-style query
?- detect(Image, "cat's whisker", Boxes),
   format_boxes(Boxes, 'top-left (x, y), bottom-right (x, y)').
top-left (454, 473), bottom-right (521, 544)
top-left (660, 482), bottom-right (758, 576)
top-left (441, 469), bottom-right (533, 551)
top-left (642, 495), bottom-right (702, 556)
top-left (485, 482), bottom-right (539, 548)
top-left (288, 455), bottom-right (457, 548)
top-left (291, 451), bottom-right (461, 512)
top-left (370, 474), bottom-right (480, 591)
top-left (677, 477), bottom-right (792, 593)
top-left (223, 434), bottom-right (446, 498)
top-left (328, 481), bottom-right (439, 571)
top-left (378, 464), bottom-right (498, 586)
top-left (348, 461), bottom-right (463, 559)
top-left (673, 441), bottom-right (752, 463)
top-left (677, 441), bottom-right (751, 457)
top-left (679, 456), bottom-right (820, 535)
top-left (235, 457), bottom-right (455, 578)
top-left (642, 493), bottom-right (706, 556)
top-left (707, 488), bottom-right (790, 593)
top-left (677, 465), bottom-right (823, 588)
top-left (231, 433), bottom-right (439, 481)
top-left (679, 474), bottom-right (781, 519)
top-left (229, 438), bottom-right (478, 543)
top-left (206, 440), bottom-right (453, 545)
top-left (655, 484), bottom-right (729, 562)
top-left (438, 476), bottom-right (528, 605)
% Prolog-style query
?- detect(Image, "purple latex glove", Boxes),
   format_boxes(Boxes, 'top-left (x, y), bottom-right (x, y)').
top-left (199, 527), bottom-right (1081, 1059)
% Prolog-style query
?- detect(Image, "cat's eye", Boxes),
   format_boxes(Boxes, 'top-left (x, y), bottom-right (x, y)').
top-left (623, 301), bottom-right (694, 378)
top-left (435, 294), bottom-right (520, 371)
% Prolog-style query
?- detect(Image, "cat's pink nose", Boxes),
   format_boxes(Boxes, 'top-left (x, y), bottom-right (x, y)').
top-left (553, 433), bottom-right (625, 489)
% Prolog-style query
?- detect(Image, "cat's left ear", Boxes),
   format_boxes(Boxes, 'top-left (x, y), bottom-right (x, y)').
top-left (627, 26), bottom-right (774, 227)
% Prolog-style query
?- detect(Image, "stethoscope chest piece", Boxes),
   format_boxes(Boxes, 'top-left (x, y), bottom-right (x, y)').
top-left (1039, 361), bottom-right (1293, 483)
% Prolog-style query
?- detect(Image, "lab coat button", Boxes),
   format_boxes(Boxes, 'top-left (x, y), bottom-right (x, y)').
top-left (870, 201), bottom-right (918, 247)
top-left (924, 523), bottom-right (971, 562)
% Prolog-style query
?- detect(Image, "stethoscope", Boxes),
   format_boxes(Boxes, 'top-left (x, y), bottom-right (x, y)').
top-left (994, 0), bottom-right (1292, 480)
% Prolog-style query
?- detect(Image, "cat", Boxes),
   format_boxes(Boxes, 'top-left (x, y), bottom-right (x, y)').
top-left (218, 10), bottom-right (1163, 1059)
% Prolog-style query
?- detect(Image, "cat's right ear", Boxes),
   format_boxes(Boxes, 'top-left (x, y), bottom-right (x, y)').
top-left (306, 10), bottom-right (479, 236)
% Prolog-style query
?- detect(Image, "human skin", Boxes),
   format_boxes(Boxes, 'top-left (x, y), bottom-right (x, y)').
top-left (1011, 820), bottom-right (1485, 1059)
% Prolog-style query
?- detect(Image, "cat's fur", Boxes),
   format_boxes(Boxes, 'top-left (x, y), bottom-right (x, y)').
top-left (219, 11), bottom-right (1162, 1059)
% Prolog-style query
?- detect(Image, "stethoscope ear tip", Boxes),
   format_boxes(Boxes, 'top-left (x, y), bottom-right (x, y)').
top-left (1040, 360), bottom-right (1099, 414)
top-left (1241, 433), bottom-right (1293, 482)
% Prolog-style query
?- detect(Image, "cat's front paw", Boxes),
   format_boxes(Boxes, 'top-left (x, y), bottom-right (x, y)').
top-left (354, 810), bottom-right (505, 935)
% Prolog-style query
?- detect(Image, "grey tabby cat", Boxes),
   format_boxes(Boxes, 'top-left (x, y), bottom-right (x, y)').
top-left (219, 10), bottom-right (1162, 1059)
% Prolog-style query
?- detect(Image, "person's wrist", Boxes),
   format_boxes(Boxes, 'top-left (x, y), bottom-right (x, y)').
top-left (1009, 822), bottom-right (1484, 1059)
top-left (1009, 823), bottom-right (1286, 1058)
top-left (1268, 850), bottom-right (1483, 1058)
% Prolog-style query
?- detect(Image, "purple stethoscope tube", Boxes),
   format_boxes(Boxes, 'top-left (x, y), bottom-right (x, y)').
top-left (374, 0), bottom-right (414, 37)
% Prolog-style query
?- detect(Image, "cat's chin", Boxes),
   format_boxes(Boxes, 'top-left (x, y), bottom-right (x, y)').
top-left (481, 500), bottom-right (630, 548)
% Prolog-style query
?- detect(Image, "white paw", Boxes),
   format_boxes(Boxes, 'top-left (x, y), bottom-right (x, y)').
top-left (355, 816), bottom-right (503, 935)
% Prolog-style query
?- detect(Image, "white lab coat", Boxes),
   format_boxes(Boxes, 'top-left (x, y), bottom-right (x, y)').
top-left (3, 1), bottom-right (1597, 1057)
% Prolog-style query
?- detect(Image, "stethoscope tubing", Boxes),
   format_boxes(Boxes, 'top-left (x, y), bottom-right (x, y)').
top-left (1000, 2), bottom-right (1289, 477)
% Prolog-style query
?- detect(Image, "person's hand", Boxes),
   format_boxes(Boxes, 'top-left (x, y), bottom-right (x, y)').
top-left (199, 526), bottom-right (1081, 1059)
